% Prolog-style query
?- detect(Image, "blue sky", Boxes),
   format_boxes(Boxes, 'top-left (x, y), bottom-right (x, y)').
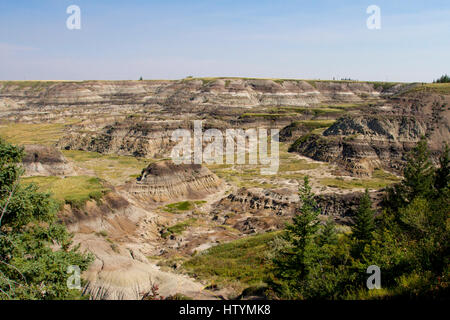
top-left (1, 0), bottom-right (449, 82)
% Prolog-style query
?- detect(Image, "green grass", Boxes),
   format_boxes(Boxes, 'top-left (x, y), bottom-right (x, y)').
top-left (372, 168), bottom-right (400, 181)
top-left (0, 122), bottom-right (70, 146)
top-left (405, 83), bottom-right (450, 95)
top-left (295, 119), bottom-right (336, 129)
top-left (319, 103), bottom-right (362, 110)
top-left (96, 230), bottom-right (108, 237)
top-left (278, 159), bottom-right (321, 172)
top-left (62, 150), bottom-right (150, 185)
top-left (0, 81), bottom-right (56, 92)
top-left (162, 218), bottom-right (198, 238)
top-left (310, 108), bottom-right (344, 116)
top-left (167, 201), bottom-right (193, 211)
top-left (22, 175), bottom-right (110, 209)
top-left (163, 200), bottom-right (206, 213)
top-left (320, 169), bottom-right (400, 190)
top-left (276, 106), bottom-right (344, 117)
top-left (210, 165), bottom-right (279, 189)
top-left (184, 231), bottom-right (279, 287)
top-left (368, 81), bottom-right (400, 91)
top-left (240, 113), bottom-right (297, 120)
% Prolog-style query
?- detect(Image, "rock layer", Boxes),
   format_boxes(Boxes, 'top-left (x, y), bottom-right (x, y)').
top-left (128, 160), bottom-right (222, 202)
top-left (22, 144), bottom-right (75, 176)
top-left (0, 79), bottom-right (390, 109)
top-left (289, 92), bottom-right (450, 175)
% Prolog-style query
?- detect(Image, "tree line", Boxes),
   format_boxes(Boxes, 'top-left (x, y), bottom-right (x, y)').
top-left (267, 138), bottom-right (449, 299)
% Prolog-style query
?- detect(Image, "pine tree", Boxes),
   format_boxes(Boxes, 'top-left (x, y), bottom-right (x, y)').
top-left (270, 176), bottom-right (322, 298)
top-left (0, 139), bottom-right (93, 299)
top-left (352, 189), bottom-right (375, 241)
top-left (403, 137), bottom-right (435, 199)
top-left (318, 218), bottom-right (338, 246)
top-left (434, 74), bottom-right (450, 83)
top-left (385, 137), bottom-right (435, 211)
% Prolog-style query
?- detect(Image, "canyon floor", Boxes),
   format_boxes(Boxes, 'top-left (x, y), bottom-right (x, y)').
top-left (0, 78), bottom-right (448, 299)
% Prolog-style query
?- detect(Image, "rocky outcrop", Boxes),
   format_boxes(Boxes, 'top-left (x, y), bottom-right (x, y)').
top-left (213, 188), bottom-right (299, 234)
top-left (57, 119), bottom-right (188, 158)
top-left (127, 160), bottom-right (222, 202)
top-left (279, 122), bottom-right (312, 142)
top-left (316, 191), bottom-right (384, 224)
top-left (22, 144), bottom-right (75, 176)
top-left (56, 115), bottom-right (244, 159)
top-left (289, 92), bottom-right (450, 176)
top-left (213, 187), bottom-right (381, 232)
top-left (215, 188), bottom-right (298, 216)
top-left (289, 133), bottom-right (419, 175)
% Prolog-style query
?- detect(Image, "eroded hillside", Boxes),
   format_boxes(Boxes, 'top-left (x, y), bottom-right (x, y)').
top-left (0, 78), bottom-right (448, 299)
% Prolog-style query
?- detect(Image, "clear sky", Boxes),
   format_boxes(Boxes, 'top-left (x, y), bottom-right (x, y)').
top-left (1, 0), bottom-right (449, 82)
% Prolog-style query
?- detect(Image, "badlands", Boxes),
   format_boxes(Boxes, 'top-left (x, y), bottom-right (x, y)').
top-left (0, 78), bottom-right (448, 299)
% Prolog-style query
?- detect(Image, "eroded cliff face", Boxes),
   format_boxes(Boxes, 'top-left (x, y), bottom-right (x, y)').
top-left (58, 119), bottom-right (189, 158)
top-left (289, 92), bottom-right (450, 176)
top-left (0, 79), bottom-right (387, 110)
top-left (127, 160), bottom-right (223, 202)
top-left (0, 79), bottom-right (409, 165)
top-left (60, 191), bottom-right (217, 300)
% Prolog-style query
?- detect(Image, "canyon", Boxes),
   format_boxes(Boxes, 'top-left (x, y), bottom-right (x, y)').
top-left (0, 78), bottom-right (448, 299)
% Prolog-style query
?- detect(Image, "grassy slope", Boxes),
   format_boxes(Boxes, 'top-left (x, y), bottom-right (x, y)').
top-left (405, 83), bottom-right (450, 95)
top-left (319, 169), bottom-right (400, 190)
top-left (0, 122), bottom-right (68, 146)
top-left (62, 150), bottom-right (150, 185)
top-left (184, 232), bottom-right (279, 288)
top-left (162, 200), bottom-right (207, 213)
top-left (22, 175), bottom-right (110, 208)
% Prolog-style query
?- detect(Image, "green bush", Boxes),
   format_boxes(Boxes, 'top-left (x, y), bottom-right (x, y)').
top-left (0, 139), bottom-right (93, 299)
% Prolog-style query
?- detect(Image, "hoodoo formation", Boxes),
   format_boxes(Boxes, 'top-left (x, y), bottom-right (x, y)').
top-left (130, 160), bottom-right (223, 201)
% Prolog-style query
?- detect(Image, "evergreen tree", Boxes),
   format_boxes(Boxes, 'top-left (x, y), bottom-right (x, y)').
top-left (318, 218), bottom-right (338, 246)
top-left (403, 137), bottom-right (435, 199)
top-left (0, 139), bottom-right (93, 299)
top-left (270, 176), bottom-right (322, 298)
top-left (434, 143), bottom-right (449, 193)
top-left (385, 137), bottom-right (435, 211)
top-left (433, 74), bottom-right (450, 83)
top-left (352, 189), bottom-right (375, 242)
